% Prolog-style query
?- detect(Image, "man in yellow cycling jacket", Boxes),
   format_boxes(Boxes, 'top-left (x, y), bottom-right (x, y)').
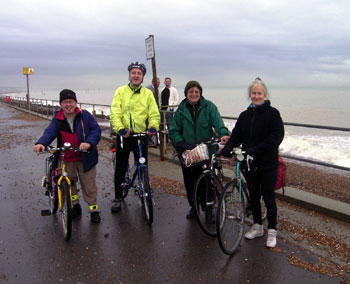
top-left (110, 61), bottom-right (160, 213)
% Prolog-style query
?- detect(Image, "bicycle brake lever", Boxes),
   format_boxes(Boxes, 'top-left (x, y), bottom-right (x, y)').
top-left (246, 154), bottom-right (254, 172)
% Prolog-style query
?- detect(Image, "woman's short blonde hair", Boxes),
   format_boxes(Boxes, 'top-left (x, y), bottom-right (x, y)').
top-left (247, 77), bottom-right (270, 100)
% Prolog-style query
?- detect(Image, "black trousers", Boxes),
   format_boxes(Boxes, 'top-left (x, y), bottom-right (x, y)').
top-left (181, 165), bottom-right (203, 207)
top-left (114, 135), bottom-right (148, 199)
top-left (243, 167), bottom-right (278, 230)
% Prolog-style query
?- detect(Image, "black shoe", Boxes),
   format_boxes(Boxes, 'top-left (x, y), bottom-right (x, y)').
top-left (111, 199), bottom-right (121, 213)
top-left (71, 204), bottom-right (82, 219)
top-left (91, 212), bottom-right (101, 223)
top-left (205, 206), bottom-right (215, 224)
top-left (186, 207), bottom-right (196, 219)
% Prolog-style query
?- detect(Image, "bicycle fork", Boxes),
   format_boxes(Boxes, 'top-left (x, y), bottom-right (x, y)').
top-left (137, 165), bottom-right (155, 207)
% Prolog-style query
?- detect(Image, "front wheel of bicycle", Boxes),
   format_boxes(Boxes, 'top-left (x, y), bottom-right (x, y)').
top-left (216, 180), bottom-right (245, 255)
top-left (60, 180), bottom-right (72, 241)
top-left (140, 167), bottom-right (153, 224)
top-left (193, 172), bottom-right (223, 237)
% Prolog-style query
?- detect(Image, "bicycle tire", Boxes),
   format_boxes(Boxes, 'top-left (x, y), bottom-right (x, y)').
top-left (193, 172), bottom-right (223, 237)
top-left (242, 182), bottom-right (267, 222)
top-left (60, 180), bottom-right (72, 241)
top-left (216, 180), bottom-right (245, 255)
top-left (46, 157), bottom-right (58, 214)
top-left (49, 184), bottom-right (58, 215)
top-left (140, 167), bottom-right (153, 224)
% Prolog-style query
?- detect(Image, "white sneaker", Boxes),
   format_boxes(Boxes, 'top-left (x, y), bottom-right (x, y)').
top-left (266, 229), bottom-right (277, 248)
top-left (245, 223), bottom-right (264, 239)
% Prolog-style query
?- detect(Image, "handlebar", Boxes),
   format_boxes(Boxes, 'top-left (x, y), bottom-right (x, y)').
top-left (216, 145), bottom-right (255, 172)
top-left (45, 142), bottom-right (86, 153)
top-left (120, 132), bottom-right (160, 148)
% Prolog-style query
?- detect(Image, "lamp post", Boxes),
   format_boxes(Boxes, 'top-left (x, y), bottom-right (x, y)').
top-left (145, 35), bottom-right (164, 160)
top-left (23, 67), bottom-right (34, 108)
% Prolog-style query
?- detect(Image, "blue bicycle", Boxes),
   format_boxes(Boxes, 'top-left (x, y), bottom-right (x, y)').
top-left (112, 133), bottom-right (156, 224)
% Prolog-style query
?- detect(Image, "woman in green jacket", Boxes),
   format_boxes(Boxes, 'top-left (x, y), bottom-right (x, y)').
top-left (169, 81), bottom-right (229, 219)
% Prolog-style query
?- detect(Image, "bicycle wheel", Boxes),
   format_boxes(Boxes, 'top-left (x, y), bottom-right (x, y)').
top-left (243, 182), bottom-right (267, 222)
top-left (216, 180), bottom-right (245, 255)
top-left (140, 167), bottom-right (153, 224)
top-left (60, 180), bottom-right (72, 241)
top-left (48, 184), bottom-right (58, 215)
top-left (193, 172), bottom-right (222, 236)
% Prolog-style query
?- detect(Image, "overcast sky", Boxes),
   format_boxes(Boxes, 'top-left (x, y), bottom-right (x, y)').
top-left (1, 0), bottom-right (350, 91)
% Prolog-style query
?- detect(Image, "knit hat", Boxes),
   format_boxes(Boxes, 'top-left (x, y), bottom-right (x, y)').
top-left (184, 81), bottom-right (202, 97)
top-left (59, 89), bottom-right (77, 104)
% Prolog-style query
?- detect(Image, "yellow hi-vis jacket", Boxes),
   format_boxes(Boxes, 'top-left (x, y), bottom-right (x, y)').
top-left (110, 84), bottom-right (160, 133)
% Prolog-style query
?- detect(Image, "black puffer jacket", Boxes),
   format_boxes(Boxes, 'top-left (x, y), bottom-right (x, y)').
top-left (222, 100), bottom-right (284, 170)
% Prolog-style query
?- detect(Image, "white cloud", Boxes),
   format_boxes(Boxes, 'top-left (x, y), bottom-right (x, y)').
top-left (1, 0), bottom-right (350, 89)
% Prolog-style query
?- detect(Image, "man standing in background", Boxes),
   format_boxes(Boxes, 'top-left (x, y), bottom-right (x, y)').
top-left (159, 77), bottom-right (179, 131)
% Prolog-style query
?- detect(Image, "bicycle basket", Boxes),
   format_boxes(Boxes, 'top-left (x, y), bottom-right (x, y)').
top-left (181, 143), bottom-right (209, 167)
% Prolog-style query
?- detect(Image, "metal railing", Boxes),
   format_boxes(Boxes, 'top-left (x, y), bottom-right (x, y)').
top-left (1, 96), bottom-right (349, 172)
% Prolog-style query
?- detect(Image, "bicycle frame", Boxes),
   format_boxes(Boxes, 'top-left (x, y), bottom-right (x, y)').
top-left (119, 132), bottom-right (155, 224)
top-left (56, 148), bottom-right (73, 211)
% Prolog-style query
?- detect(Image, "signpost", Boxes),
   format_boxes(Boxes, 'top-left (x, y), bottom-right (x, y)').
top-left (145, 35), bottom-right (164, 160)
top-left (23, 67), bottom-right (34, 106)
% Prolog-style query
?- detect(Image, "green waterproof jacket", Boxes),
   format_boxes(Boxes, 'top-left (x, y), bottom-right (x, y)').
top-left (110, 84), bottom-right (160, 133)
top-left (169, 96), bottom-right (229, 149)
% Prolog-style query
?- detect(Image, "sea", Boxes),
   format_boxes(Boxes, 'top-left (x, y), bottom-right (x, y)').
top-left (4, 86), bottom-right (350, 168)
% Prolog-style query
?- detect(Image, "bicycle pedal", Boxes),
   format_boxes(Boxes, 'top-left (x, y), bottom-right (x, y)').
top-left (41, 210), bottom-right (51, 216)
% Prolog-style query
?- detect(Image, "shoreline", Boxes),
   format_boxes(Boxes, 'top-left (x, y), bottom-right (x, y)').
top-left (3, 101), bottom-right (350, 205)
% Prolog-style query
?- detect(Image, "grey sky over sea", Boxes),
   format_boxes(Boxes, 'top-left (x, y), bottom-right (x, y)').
top-left (1, 0), bottom-right (350, 91)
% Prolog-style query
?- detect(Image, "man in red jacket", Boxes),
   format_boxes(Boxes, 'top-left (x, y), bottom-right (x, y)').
top-left (33, 89), bottom-right (102, 223)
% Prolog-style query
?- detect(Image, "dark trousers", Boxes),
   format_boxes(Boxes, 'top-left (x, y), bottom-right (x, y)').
top-left (114, 135), bottom-right (148, 199)
top-left (243, 168), bottom-right (278, 229)
top-left (181, 165), bottom-right (203, 207)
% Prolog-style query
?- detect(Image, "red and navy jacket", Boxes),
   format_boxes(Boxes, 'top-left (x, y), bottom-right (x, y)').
top-left (36, 107), bottom-right (101, 172)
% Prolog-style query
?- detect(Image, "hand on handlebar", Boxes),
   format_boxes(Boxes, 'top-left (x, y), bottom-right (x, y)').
top-left (146, 128), bottom-right (157, 136)
top-left (220, 135), bottom-right (230, 145)
top-left (119, 128), bottom-right (130, 138)
top-left (79, 142), bottom-right (91, 152)
top-left (219, 146), bottom-right (233, 158)
top-left (33, 144), bottom-right (45, 153)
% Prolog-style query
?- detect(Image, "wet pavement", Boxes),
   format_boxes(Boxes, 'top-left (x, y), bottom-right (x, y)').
top-left (0, 103), bottom-right (348, 284)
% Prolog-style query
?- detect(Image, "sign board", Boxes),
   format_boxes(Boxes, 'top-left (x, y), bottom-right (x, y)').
top-left (145, 35), bottom-right (155, 60)
top-left (23, 67), bottom-right (35, 75)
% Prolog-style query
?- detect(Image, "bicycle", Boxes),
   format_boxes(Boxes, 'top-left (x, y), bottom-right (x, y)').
top-left (41, 142), bottom-right (81, 240)
top-left (183, 139), bottom-right (224, 237)
top-left (111, 132), bottom-right (157, 224)
top-left (216, 146), bottom-right (266, 255)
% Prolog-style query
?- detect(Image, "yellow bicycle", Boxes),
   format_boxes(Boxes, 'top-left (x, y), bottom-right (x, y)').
top-left (41, 142), bottom-right (80, 241)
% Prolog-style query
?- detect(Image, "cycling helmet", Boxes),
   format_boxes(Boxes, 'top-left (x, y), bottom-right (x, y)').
top-left (127, 61), bottom-right (146, 75)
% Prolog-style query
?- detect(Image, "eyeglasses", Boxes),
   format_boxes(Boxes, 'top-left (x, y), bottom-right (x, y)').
top-left (61, 100), bottom-right (76, 105)
top-left (255, 77), bottom-right (262, 81)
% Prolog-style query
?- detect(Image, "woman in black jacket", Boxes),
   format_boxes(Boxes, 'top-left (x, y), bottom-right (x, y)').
top-left (220, 78), bottom-right (284, 248)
